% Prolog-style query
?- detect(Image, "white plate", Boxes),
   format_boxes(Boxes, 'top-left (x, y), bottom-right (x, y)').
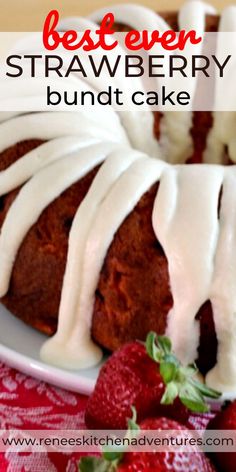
top-left (0, 303), bottom-right (103, 396)
top-left (1, 302), bottom-right (236, 403)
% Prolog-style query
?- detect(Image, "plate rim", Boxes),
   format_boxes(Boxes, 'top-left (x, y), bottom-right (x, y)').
top-left (0, 303), bottom-right (236, 403)
top-left (0, 341), bottom-right (96, 396)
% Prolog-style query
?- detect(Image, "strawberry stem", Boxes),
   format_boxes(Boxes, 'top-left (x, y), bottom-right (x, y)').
top-left (145, 332), bottom-right (221, 413)
top-left (79, 407), bottom-right (139, 472)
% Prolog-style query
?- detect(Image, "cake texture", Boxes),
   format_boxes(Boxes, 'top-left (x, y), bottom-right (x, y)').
top-left (0, 2), bottom-right (235, 394)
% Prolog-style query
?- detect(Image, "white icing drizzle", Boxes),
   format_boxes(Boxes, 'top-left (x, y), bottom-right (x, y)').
top-left (0, 142), bottom-right (117, 297)
top-left (206, 168), bottom-right (236, 391)
top-left (0, 136), bottom-right (99, 196)
top-left (41, 148), bottom-right (149, 367)
top-left (179, 0), bottom-right (216, 30)
top-left (41, 156), bottom-right (166, 368)
top-left (89, 4), bottom-right (170, 33)
top-left (0, 1), bottom-right (236, 395)
top-left (153, 165), bottom-right (223, 365)
top-left (0, 112), bottom-right (128, 152)
top-left (160, 1), bottom-right (216, 164)
top-left (159, 112), bottom-right (193, 164)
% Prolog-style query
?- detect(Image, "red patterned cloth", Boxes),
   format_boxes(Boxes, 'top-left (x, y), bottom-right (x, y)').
top-left (0, 362), bottom-right (88, 472)
top-left (0, 362), bottom-right (217, 472)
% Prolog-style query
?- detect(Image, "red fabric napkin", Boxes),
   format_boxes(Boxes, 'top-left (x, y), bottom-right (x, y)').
top-left (0, 362), bottom-right (88, 471)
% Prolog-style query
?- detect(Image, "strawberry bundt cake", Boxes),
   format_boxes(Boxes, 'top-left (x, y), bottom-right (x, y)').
top-left (0, 1), bottom-right (235, 394)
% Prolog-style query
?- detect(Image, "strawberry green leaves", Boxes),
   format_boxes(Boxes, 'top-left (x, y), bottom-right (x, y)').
top-left (79, 456), bottom-right (117, 472)
top-left (127, 406), bottom-right (140, 435)
top-left (146, 332), bottom-right (221, 413)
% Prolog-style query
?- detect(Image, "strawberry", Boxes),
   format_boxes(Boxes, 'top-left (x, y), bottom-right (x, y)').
top-left (207, 399), bottom-right (236, 472)
top-left (85, 332), bottom-right (220, 430)
top-left (79, 414), bottom-right (216, 472)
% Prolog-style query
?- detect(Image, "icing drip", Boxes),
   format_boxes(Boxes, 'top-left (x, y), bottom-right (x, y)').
top-left (207, 168), bottom-right (236, 391)
top-left (41, 149), bottom-right (148, 367)
top-left (0, 142), bottom-right (117, 297)
top-left (160, 1), bottom-right (216, 164)
top-left (179, 0), bottom-right (216, 30)
top-left (152, 165), bottom-right (223, 365)
top-left (41, 156), bottom-right (166, 368)
top-left (89, 4), bottom-right (170, 34)
top-left (159, 113), bottom-right (193, 164)
top-left (0, 112), bottom-right (128, 152)
top-left (0, 136), bottom-right (99, 196)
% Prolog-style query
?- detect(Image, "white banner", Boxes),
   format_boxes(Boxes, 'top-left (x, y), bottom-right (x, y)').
top-left (0, 32), bottom-right (235, 111)
top-left (0, 429), bottom-right (235, 453)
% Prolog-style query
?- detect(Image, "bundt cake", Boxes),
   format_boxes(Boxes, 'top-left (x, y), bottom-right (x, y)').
top-left (0, 1), bottom-right (235, 394)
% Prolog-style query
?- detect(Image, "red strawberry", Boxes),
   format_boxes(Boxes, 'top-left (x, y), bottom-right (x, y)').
top-left (79, 415), bottom-right (216, 472)
top-left (207, 399), bottom-right (236, 472)
top-left (85, 333), bottom-right (220, 430)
